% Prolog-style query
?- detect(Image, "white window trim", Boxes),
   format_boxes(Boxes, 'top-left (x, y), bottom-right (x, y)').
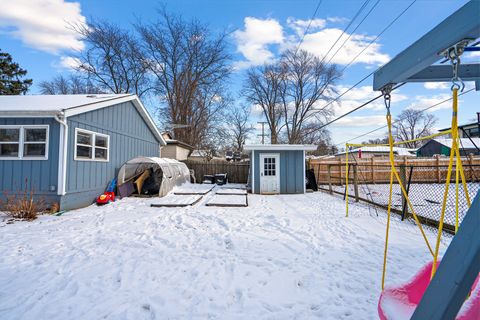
top-left (0, 125), bottom-right (49, 160)
top-left (74, 128), bottom-right (110, 162)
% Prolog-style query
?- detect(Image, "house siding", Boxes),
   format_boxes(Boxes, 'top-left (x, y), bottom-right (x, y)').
top-left (61, 101), bottom-right (160, 210)
top-left (252, 150), bottom-right (304, 194)
top-left (0, 117), bottom-right (61, 206)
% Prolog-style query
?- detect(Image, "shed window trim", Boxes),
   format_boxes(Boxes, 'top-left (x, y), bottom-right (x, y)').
top-left (74, 128), bottom-right (110, 162)
top-left (0, 125), bottom-right (49, 160)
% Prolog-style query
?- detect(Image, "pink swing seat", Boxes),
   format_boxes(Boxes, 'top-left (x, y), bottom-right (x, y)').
top-left (378, 260), bottom-right (480, 320)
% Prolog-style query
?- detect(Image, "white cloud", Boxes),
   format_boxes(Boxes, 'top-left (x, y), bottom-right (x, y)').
top-left (0, 0), bottom-right (86, 53)
top-left (296, 28), bottom-right (389, 65)
top-left (407, 94), bottom-right (451, 112)
top-left (424, 82), bottom-right (449, 90)
top-left (326, 17), bottom-right (349, 24)
top-left (58, 56), bottom-right (81, 70)
top-left (333, 115), bottom-right (386, 127)
top-left (233, 17), bottom-right (284, 68)
top-left (286, 17), bottom-right (326, 35)
top-left (234, 16), bottom-right (390, 69)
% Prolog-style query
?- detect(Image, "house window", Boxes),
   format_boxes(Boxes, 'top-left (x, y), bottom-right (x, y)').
top-left (0, 125), bottom-right (49, 160)
top-left (74, 128), bottom-right (109, 161)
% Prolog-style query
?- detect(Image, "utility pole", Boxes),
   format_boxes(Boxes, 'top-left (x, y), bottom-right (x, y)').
top-left (257, 121), bottom-right (268, 144)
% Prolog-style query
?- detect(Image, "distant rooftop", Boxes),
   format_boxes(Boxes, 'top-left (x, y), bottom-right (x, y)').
top-left (336, 146), bottom-right (416, 157)
top-left (433, 138), bottom-right (480, 149)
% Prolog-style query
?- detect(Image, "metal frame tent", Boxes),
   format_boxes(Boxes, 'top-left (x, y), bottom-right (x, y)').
top-left (372, 1), bottom-right (480, 318)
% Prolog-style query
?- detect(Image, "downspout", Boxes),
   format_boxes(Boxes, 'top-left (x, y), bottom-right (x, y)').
top-left (54, 113), bottom-right (68, 196)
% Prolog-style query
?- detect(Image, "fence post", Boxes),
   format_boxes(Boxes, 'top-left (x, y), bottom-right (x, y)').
top-left (353, 164), bottom-right (359, 202)
top-left (370, 157), bottom-right (375, 183)
top-left (436, 155), bottom-right (441, 183)
top-left (468, 154), bottom-right (474, 182)
top-left (327, 164), bottom-right (333, 194)
top-left (400, 164), bottom-right (407, 218)
top-left (339, 158), bottom-right (343, 186)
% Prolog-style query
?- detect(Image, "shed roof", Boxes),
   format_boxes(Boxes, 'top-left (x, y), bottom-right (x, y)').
top-left (0, 94), bottom-right (165, 145)
top-left (432, 138), bottom-right (480, 149)
top-left (244, 144), bottom-right (317, 151)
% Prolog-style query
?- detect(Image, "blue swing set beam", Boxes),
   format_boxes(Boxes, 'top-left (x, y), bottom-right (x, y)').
top-left (372, 1), bottom-right (480, 318)
top-left (373, 0), bottom-right (480, 91)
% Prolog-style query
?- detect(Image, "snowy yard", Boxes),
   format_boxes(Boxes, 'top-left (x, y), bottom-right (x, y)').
top-left (0, 187), bottom-right (448, 319)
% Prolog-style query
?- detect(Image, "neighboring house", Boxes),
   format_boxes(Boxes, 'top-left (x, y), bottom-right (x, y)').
top-left (439, 112), bottom-right (480, 138)
top-left (335, 146), bottom-right (417, 159)
top-left (0, 94), bottom-right (166, 210)
top-left (416, 138), bottom-right (480, 157)
top-left (244, 144), bottom-right (317, 194)
top-left (160, 132), bottom-right (194, 161)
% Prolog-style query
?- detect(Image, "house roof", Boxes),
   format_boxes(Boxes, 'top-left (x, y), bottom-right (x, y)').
top-left (0, 94), bottom-right (166, 145)
top-left (190, 150), bottom-right (210, 157)
top-left (336, 146), bottom-right (416, 157)
top-left (439, 121), bottom-right (479, 132)
top-left (244, 144), bottom-right (317, 151)
top-left (164, 139), bottom-right (194, 151)
top-left (431, 138), bottom-right (480, 149)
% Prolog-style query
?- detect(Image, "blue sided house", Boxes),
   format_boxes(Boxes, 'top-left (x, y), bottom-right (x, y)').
top-left (0, 94), bottom-right (166, 210)
top-left (244, 144), bottom-right (316, 194)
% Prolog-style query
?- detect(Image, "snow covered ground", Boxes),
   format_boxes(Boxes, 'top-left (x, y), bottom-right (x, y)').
top-left (0, 187), bottom-right (449, 319)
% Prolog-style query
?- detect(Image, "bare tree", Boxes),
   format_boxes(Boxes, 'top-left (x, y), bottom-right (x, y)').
top-left (226, 104), bottom-right (254, 152)
top-left (393, 109), bottom-right (438, 148)
top-left (362, 137), bottom-right (389, 145)
top-left (243, 63), bottom-right (285, 144)
top-left (280, 49), bottom-right (340, 144)
top-left (73, 20), bottom-right (152, 97)
top-left (137, 9), bottom-right (231, 147)
top-left (39, 74), bottom-right (102, 94)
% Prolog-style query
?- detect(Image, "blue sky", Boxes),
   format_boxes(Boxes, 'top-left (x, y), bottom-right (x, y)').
top-left (0, 0), bottom-right (478, 147)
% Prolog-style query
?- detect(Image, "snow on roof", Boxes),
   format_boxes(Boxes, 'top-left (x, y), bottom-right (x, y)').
top-left (336, 146), bottom-right (416, 156)
top-left (190, 150), bottom-right (209, 157)
top-left (0, 94), bottom-right (132, 114)
top-left (0, 94), bottom-right (166, 145)
top-left (433, 138), bottom-right (480, 149)
top-left (244, 144), bottom-right (317, 151)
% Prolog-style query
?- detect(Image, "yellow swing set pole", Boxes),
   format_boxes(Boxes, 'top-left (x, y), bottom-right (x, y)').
top-left (381, 111), bottom-right (395, 289)
top-left (431, 87), bottom-right (459, 277)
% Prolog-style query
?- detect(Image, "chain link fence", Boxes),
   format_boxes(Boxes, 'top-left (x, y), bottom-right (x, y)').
top-left (311, 157), bottom-right (480, 234)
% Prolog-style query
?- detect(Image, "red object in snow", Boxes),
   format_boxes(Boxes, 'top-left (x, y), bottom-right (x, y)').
top-left (378, 260), bottom-right (480, 319)
top-left (96, 191), bottom-right (115, 205)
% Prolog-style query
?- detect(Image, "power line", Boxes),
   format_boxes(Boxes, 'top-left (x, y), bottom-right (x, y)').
top-left (340, 0), bottom-right (417, 73)
top-left (320, 0), bottom-right (372, 64)
top-left (325, 0), bottom-right (381, 66)
top-left (317, 82), bottom-right (405, 131)
top-left (293, 0), bottom-right (324, 55)
top-left (314, 0), bottom-right (417, 115)
top-left (334, 88), bottom-right (475, 147)
top-left (314, 70), bottom-right (375, 113)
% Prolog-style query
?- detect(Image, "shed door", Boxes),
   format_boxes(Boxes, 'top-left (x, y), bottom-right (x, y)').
top-left (259, 153), bottom-right (280, 194)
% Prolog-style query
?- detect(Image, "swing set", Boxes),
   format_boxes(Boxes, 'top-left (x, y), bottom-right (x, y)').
top-left (344, 1), bottom-right (480, 318)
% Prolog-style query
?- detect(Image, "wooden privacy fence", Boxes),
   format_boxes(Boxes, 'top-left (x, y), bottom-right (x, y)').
top-left (309, 156), bottom-right (480, 233)
top-left (309, 155), bottom-right (480, 186)
top-left (183, 160), bottom-right (250, 183)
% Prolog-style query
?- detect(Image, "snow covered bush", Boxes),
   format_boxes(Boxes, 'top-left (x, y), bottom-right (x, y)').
top-left (0, 180), bottom-right (45, 220)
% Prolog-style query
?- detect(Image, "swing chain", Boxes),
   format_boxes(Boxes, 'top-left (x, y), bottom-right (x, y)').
top-left (381, 85), bottom-right (393, 115)
top-left (445, 42), bottom-right (468, 92)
